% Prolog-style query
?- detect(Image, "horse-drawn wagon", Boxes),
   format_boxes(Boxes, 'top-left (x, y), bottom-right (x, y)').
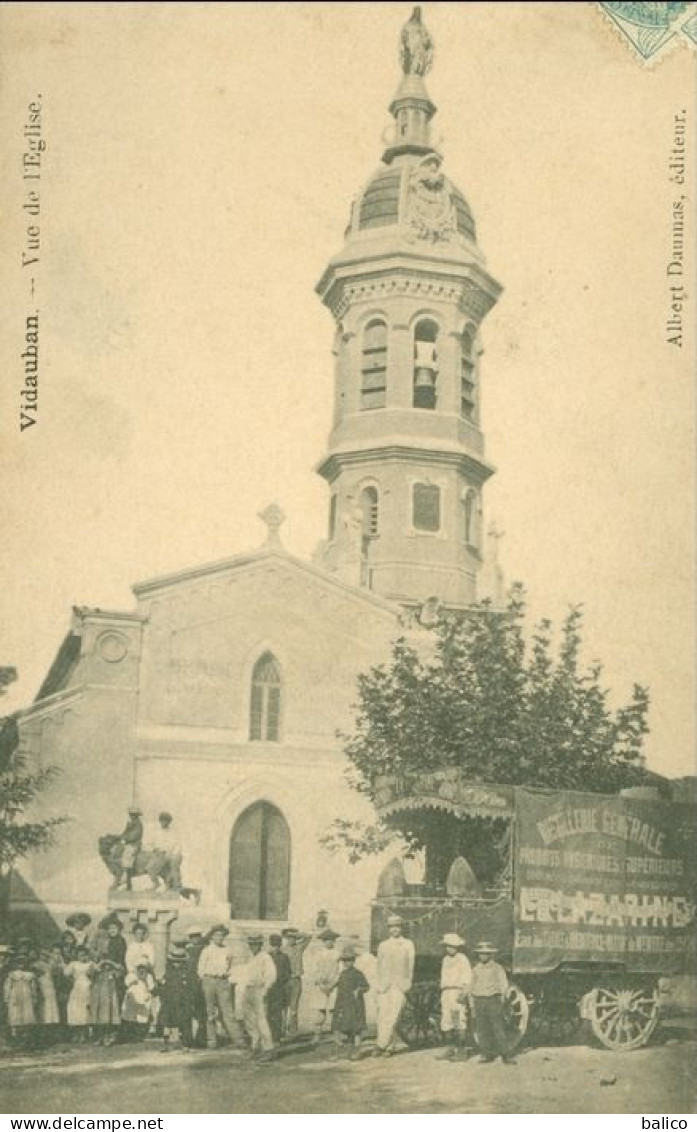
top-left (370, 772), bottom-right (696, 1052)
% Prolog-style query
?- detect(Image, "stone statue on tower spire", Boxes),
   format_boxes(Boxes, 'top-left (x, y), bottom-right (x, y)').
top-left (400, 6), bottom-right (434, 77)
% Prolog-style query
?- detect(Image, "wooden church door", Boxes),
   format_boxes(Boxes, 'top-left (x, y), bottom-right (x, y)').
top-left (228, 802), bottom-right (290, 920)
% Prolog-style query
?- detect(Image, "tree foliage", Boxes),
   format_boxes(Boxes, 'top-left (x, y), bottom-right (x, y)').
top-left (324, 586), bottom-right (651, 859)
top-left (0, 753), bottom-right (66, 876)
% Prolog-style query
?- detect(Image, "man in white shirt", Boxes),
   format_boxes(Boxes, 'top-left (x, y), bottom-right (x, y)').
top-left (242, 934), bottom-right (277, 1060)
top-left (439, 932), bottom-right (472, 1057)
top-left (374, 914), bottom-right (415, 1056)
top-left (197, 924), bottom-right (244, 1049)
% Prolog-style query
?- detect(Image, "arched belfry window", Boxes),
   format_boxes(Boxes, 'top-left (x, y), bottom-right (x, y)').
top-left (361, 319), bottom-right (387, 410)
top-left (413, 319), bottom-right (439, 410)
top-left (228, 801), bottom-right (290, 920)
top-left (464, 488), bottom-right (478, 546)
top-left (460, 327), bottom-right (476, 421)
top-left (359, 485), bottom-right (379, 588)
top-left (249, 653), bottom-right (281, 742)
top-left (359, 486), bottom-right (379, 541)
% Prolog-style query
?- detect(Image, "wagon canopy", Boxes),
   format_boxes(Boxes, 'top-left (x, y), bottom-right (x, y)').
top-left (374, 771), bottom-right (514, 822)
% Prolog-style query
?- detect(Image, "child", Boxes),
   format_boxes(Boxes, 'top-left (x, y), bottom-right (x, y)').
top-left (331, 945), bottom-right (369, 1058)
top-left (122, 963), bottom-right (156, 1041)
top-left (438, 932), bottom-right (472, 1059)
top-left (66, 945), bottom-right (95, 1042)
top-left (158, 939), bottom-right (194, 1051)
top-left (91, 916), bottom-right (126, 1046)
top-left (469, 941), bottom-right (516, 1065)
top-left (3, 951), bottom-right (39, 1047)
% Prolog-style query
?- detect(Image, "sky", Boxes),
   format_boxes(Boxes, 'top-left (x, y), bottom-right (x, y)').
top-left (0, 2), bottom-right (694, 779)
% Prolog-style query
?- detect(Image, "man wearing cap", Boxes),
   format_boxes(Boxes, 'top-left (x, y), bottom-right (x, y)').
top-left (197, 924), bottom-right (242, 1050)
top-left (281, 927), bottom-right (310, 1038)
top-left (115, 807), bottom-right (143, 892)
top-left (242, 934), bottom-right (276, 1060)
top-left (311, 927), bottom-right (341, 1042)
top-left (470, 942), bottom-right (516, 1065)
top-left (374, 914), bottom-right (415, 1056)
top-left (439, 933), bottom-right (472, 1057)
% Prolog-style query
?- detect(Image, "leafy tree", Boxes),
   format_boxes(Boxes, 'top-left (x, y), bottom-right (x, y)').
top-left (0, 671), bottom-right (67, 938)
top-left (0, 752), bottom-right (67, 938)
top-left (323, 585), bottom-right (651, 860)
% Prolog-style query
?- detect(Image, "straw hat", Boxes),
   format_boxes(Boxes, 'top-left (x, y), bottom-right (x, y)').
top-left (442, 932), bottom-right (465, 948)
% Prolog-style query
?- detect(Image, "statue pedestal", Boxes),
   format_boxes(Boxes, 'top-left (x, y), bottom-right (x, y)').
top-left (107, 892), bottom-right (180, 978)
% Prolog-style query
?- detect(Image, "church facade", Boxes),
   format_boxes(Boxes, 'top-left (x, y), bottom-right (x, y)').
top-left (10, 9), bottom-right (503, 943)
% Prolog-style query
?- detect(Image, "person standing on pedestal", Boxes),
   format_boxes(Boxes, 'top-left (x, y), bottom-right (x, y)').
top-left (197, 925), bottom-right (243, 1050)
top-left (373, 914), bottom-right (415, 1057)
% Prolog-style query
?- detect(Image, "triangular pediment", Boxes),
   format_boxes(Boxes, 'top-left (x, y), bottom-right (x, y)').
top-left (133, 546), bottom-right (399, 632)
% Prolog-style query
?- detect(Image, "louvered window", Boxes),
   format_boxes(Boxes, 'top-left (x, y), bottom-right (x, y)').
top-left (361, 320), bottom-right (387, 409)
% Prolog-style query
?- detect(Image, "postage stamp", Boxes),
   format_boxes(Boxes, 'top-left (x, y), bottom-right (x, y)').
top-left (596, 1), bottom-right (697, 61)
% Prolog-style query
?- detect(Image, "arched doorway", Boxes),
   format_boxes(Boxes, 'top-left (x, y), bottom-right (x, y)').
top-left (228, 802), bottom-right (290, 920)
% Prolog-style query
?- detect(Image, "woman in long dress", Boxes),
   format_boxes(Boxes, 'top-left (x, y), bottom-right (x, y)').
top-left (91, 916), bottom-right (126, 1045)
top-left (3, 954), bottom-right (39, 1046)
top-left (66, 946), bottom-right (95, 1041)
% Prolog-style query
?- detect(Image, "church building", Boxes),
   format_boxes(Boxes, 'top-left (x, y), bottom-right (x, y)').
top-left (9, 8), bottom-right (503, 944)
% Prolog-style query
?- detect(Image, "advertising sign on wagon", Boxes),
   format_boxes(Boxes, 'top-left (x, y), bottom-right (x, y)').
top-left (514, 788), bottom-right (696, 975)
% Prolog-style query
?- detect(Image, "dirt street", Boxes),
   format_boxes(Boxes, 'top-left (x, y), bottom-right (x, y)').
top-left (1, 1035), bottom-right (695, 1115)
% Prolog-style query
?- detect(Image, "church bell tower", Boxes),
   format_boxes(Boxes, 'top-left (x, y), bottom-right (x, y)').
top-left (315, 7), bottom-right (501, 610)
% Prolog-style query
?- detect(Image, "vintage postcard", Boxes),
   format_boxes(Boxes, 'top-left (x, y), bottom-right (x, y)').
top-left (0, 1), bottom-right (695, 1118)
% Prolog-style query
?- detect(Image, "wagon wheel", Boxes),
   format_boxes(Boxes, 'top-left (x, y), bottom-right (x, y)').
top-left (587, 982), bottom-right (659, 1051)
top-left (502, 983), bottom-right (530, 1051)
top-left (397, 983), bottom-right (443, 1048)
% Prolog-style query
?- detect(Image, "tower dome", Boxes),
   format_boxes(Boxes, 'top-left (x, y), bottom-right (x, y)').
top-left (354, 157), bottom-right (477, 244)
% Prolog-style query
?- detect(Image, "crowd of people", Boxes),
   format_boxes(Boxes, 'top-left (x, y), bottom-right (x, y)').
top-left (1, 910), bottom-right (516, 1066)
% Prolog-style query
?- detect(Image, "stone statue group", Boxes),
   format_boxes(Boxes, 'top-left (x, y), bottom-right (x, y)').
top-left (99, 808), bottom-right (189, 897)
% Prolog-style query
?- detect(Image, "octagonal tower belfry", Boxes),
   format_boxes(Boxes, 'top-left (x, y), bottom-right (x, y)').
top-left (315, 7), bottom-right (501, 610)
